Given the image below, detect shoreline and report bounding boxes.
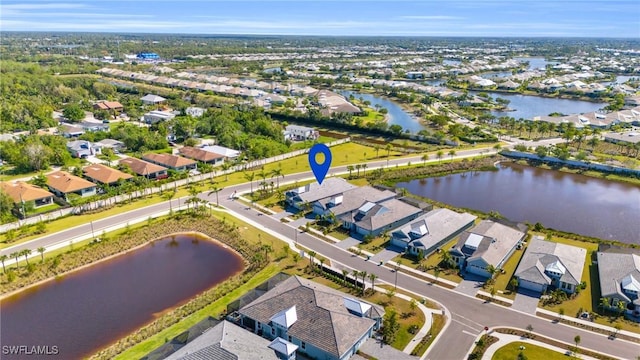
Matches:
[0,231,246,300]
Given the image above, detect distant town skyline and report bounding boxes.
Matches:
[1,0,639,38]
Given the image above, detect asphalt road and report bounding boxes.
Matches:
[5,146,636,359]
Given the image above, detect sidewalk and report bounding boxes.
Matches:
[481,331,598,360]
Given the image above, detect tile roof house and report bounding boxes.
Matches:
[66,140,102,158]
[0,181,54,208]
[83,164,133,185]
[391,208,477,257]
[235,276,384,360]
[164,320,280,360]
[142,153,197,171]
[597,246,640,319]
[514,236,586,294]
[46,171,97,198]
[178,146,225,165]
[450,220,526,278]
[340,198,423,237]
[286,178,357,210]
[118,157,168,180]
[93,101,124,112]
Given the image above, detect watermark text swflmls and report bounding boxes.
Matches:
[2,345,60,356]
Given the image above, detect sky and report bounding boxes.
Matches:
[1,0,639,38]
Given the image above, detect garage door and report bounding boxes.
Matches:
[518,278,545,293]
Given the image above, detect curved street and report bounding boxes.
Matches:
[3,145,636,360]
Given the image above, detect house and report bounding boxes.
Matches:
[93,100,124,113]
[178,146,225,165]
[450,220,526,278]
[79,121,110,132]
[142,153,197,171]
[604,131,640,145]
[312,186,396,220]
[391,208,477,256]
[96,139,126,153]
[118,157,168,180]
[234,275,384,360]
[83,164,133,186]
[140,94,167,105]
[514,236,586,294]
[624,95,640,108]
[0,181,54,208]
[596,245,640,319]
[185,106,205,117]
[201,145,241,160]
[283,125,319,141]
[286,178,357,210]
[60,123,85,138]
[46,171,97,198]
[340,198,423,237]
[66,140,102,158]
[137,52,160,61]
[164,320,280,360]
[143,110,175,124]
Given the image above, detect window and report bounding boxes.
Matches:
[257,322,262,329]
[288,335,292,342]
[271,327,275,336]
[301,341,306,350]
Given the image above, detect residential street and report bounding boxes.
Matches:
[4,145,637,360]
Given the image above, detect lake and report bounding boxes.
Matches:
[514,57,558,71]
[342,91,424,133]
[472,91,607,120]
[397,163,640,244]
[0,234,244,360]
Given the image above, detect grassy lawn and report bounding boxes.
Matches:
[288,136,337,151]
[493,245,527,300]
[327,228,350,241]
[0,188,192,248]
[411,313,445,357]
[539,233,597,318]
[358,235,389,253]
[492,341,568,360]
[345,177,370,186]
[396,237,463,283]
[27,203,61,216]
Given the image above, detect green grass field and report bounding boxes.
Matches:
[492,341,568,360]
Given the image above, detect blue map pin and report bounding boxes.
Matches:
[308,143,332,184]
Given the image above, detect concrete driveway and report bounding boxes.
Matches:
[336,237,360,249]
[512,289,541,314]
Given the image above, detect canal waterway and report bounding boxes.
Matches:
[397,162,640,244]
[342,91,425,133]
[0,233,244,360]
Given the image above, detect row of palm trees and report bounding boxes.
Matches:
[0,246,47,273]
[307,250,376,295]
[243,167,285,197]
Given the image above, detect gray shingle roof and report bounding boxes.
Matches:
[342,198,422,232]
[294,178,357,204]
[451,220,526,267]
[239,276,382,359]
[166,320,277,360]
[597,249,640,302]
[321,186,396,217]
[515,237,586,287]
[393,208,477,250]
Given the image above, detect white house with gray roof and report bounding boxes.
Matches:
[391,208,477,257]
[286,178,357,210]
[235,276,383,360]
[450,220,526,278]
[340,198,423,237]
[312,186,396,220]
[597,247,640,319]
[514,236,586,294]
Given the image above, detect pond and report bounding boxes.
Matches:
[396,162,640,244]
[471,91,607,120]
[342,91,425,133]
[514,57,558,71]
[0,233,244,360]
[480,71,513,79]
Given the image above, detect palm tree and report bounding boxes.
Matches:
[342,269,349,285]
[308,250,316,268]
[448,149,456,161]
[385,144,392,166]
[362,163,367,176]
[243,172,255,194]
[0,254,7,273]
[374,145,381,158]
[347,165,354,178]
[355,164,361,177]
[360,271,368,294]
[270,167,284,189]
[37,247,46,263]
[208,183,222,207]
[574,335,581,354]
[368,273,377,290]
[221,162,232,181]
[421,154,429,166]
[10,252,20,268]
[588,136,599,151]
[351,269,359,287]
[163,188,177,212]
[486,264,497,279]
[22,249,32,265]
[436,150,444,164]
[599,297,610,312]
[440,250,454,269]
